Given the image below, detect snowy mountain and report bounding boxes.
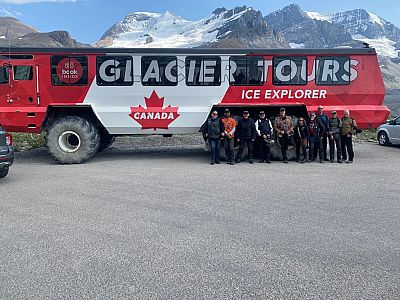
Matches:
[305,8,400,58]
[97,6,288,48]
[265,4,354,49]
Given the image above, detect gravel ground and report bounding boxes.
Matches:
[1,137,399,299]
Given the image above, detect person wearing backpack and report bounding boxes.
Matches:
[341,110,358,164]
[328,111,343,163]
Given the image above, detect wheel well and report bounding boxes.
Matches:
[42,106,109,136]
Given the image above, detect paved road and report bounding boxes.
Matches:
[0,142,399,299]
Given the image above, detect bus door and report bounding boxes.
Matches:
[9,60,40,106]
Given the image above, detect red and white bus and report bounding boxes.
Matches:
[0,47,389,163]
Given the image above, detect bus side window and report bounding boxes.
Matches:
[316,56,350,86]
[13,66,33,81]
[229,56,264,86]
[0,66,9,84]
[141,56,178,86]
[51,56,88,86]
[273,57,307,86]
[186,56,221,86]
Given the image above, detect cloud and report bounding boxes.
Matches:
[0,0,78,4]
[0,7,22,16]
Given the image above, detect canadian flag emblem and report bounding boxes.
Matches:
[129,91,180,130]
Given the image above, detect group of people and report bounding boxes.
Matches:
[201,106,359,165]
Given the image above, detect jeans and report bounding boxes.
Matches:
[223,138,235,163]
[237,138,254,161]
[209,138,221,163]
[321,132,328,160]
[329,134,342,161]
[341,135,354,162]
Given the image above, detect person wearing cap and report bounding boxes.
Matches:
[202,110,224,165]
[316,105,329,162]
[294,117,310,163]
[220,109,237,165]
[341,110,358,163]
[255,111,273,163]
[308,112,322,162]
[274,108,294,163]
[236,110,256,164]
[328,111,343,163]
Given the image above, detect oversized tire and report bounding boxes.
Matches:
[98,133,116,152]
[46,116,100,164]
[378,131,390,146]
[0,167,9,178]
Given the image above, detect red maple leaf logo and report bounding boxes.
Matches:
[129,91,180,130]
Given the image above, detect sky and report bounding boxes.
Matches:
[0,0,399,44]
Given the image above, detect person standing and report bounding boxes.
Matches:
[274,108,294,163]
[328,111,343,163]
[236,111,256,164]
[202,110,223,165]
[308,112,322,162]
[316,105,329,161]
[294,117,310,163]
[341,110,358,164]
[255,111,273,164]
[221,109,237,165]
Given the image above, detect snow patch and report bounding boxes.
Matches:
[289,42,305,49]
[306,11,331,22]
[353,36,398,58]
[368,12,384,27]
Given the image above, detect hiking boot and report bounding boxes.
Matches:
[330,160,334,163]
[338,160,343,164]
[300,160,305,164]
[283,160,288,164]
[210,162,215,165]
[249,160,254,164]
[266,160,271,164]
[230,161,235,165]
[215,161,220,165]
[259,160,264,163]
[319,159,324,163]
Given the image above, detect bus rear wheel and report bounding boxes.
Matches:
[46,116,100,164]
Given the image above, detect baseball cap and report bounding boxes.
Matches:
[224,109,230,113]
[243,110,249,114]
[259,111,265,114]
[331,111,337,114]
[318,105,324,109]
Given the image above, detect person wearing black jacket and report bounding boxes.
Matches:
[316,105,329,161]
[236,111,256,164]
[294,117,310,163]
[202,111,224,165]
[308,112,321,162]
[255,111,273,163]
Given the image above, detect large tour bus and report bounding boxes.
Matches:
[0,47,389,163]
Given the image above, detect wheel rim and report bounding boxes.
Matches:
[58,131,81,153]
[379,133,386,145]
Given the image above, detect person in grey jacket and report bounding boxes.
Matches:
[202,111,224,165]
[328,111,343,163]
